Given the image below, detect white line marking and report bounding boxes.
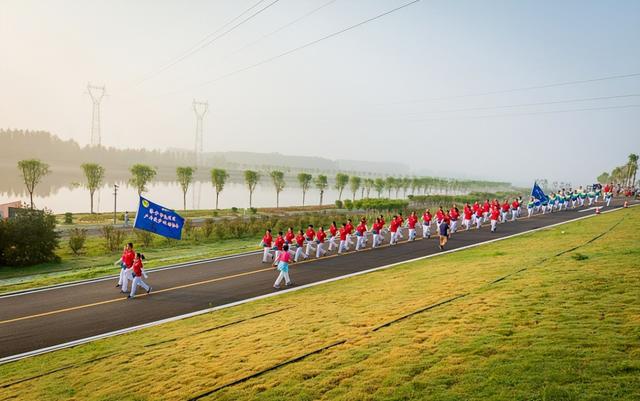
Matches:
[1,204,633,365]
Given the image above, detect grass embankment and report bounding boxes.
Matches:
[2,207,638,400]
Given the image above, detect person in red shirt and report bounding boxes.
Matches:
[338,223,350,253]
[355,218,368,250]
[284,227,295,245]
[501,200,510,223]
[316,227,327,257]
[345,219,356,247]
[389,216,400,245]
[483,200,491,223]
[511,199,520,221]
[463,203,473,230]
[305,225,316,256]
[422,209,432,238]
[114,242,135,291]
[407,211,418,241]
[449,205,460,234]
[396,213,405,240]
[378,215,387,235]
[490,205,501,232]
[435,206,445,233]
[293,230,308,262]
[261,229,274,263]
[371,218,382,248]
[475,206,483,229]
[127,253,151,299]
[328,221,338,252]
[273,232,285,266]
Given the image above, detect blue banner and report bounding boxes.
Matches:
[531,182,548,203]
[133,196,184,240]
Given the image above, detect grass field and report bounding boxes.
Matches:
[1,207,638,401]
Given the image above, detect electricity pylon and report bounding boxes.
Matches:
[192,100,208,167]
[87,83,106,146]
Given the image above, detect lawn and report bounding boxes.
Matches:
[1,207,638,401]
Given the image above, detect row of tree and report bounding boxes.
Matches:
[597,153,639,187]
[16,159,514,212]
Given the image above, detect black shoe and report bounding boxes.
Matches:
[439,245,444,250]
[127,295,132,299]
[147,287,152,294]
[116,284,120,288]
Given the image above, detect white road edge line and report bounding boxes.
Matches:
[0,250,261,299]
[0,204,633,365]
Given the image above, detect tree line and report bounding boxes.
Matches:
[597,153,639,187]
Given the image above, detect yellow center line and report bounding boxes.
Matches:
[0,209,555,325]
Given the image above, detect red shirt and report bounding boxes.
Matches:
[483,201,490,213]
[372,222,381,232]
[285,231,295,243]
[511,200,519,209]
[379,218,386,226]
[397,216,404,224]
[345,223,354,234]
[305,228,315,241]
[449,208,459,220]
[473,202,480,212]
[501,202,510,212]
[422,212,432,223]
[132,259,144,277]
[408,215,418,229]
[316,230,326,242]
[339,228,348,241]
[436,210,445,222]
[356,223,367,235]
[122,249,135,268]
[475,208,483,218]
[464,208,473,219]
[443,215,451,225]
[262,234,272,247]
[295,234,305,247]
[274,236,284,251]
[329,224,337,236]
[490,208,500,220]
[390,220,399,232]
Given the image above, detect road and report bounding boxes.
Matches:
[0,200,633,361]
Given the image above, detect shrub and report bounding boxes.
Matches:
[134,229,154,248]
[68,228,87,255]
[203,218,215,238]
[183,219,194,239]
[212,210,219,217]
[231,207,238,213]
[335,200,343,209]
[249,207,258,215]
[64,212,73,224]
[102,225,126,252]
[0,209,60,266]
[343,199,353,210]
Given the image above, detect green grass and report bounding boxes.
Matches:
[1,207,638,401]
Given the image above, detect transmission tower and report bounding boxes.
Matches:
[86,83,106,146]
[192,99,209,166]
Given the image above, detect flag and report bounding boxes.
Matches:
[531,182,548,203]
[133,196,185,240]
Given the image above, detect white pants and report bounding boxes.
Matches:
[408,228,416,241]
[501,211,507,222]
[347,234,355,246]
[338,240,348,253]
[528,207,533,217]
[476,217,482,229]
[511,209,517,221]
[262,247,273,263]
[483,212,489,223]
[118,266,127,286]
[274,271,291,287]
[372,233,380,248]
[328,235,338,251]
[396,227,404,239]
[294,247,307,262]
[356,235,366,250]
[606,197,612,206]
[422,223,431,237]
[316,242,325,258]
[121,269,133,292]
[130,276,149,297]
[390,231,398,245]
[450,220,458,233]
[305,241,316,256]
[463,218,471,230]
[490,219,497,232]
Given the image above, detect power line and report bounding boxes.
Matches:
[389,72,640,105]
[160,0,422,96]
[137,0,280,85]
[409,104,640,123]
[407,93,640,118]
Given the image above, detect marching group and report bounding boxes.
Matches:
[263,185,617,289]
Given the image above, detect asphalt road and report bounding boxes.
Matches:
[0,200,633,360]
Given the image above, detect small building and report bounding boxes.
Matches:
[0,201,22,220]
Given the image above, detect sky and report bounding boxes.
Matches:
[1,0,639,186]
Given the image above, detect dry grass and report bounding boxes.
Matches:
[1,207,638,401]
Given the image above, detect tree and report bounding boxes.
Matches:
[129,164,157,195]
[401,178,411,197]
[385,177,396,198]
[0,208,59,266]
[335,173,349,200]
[374,178,385,198]
[349,176,361,201]
[627,153,638,187]
[297,173,313,206]
[244,170,260,208]
[17,159,50,209]
[597,172,610,185]
[80,163,105,214]
[176,166,194,211]
[270,170,286,208]
[364,178,374,198]
[315,174,328,205]
[211,168,229,210]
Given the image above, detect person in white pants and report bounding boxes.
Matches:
[128,253,151,299]
[293,231,308,262]
[273,245,292,289]
[304,225,316,257]
[422,209,432,238]
[316,227,327,257]
[338,224,349,253]
[261,230,274,263]
[475,209,483,229]
[328,222,338,251]
[114,243,135,289]
[355,218,368,250]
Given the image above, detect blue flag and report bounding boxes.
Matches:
[531,182,548,203]
[133,196,185,240]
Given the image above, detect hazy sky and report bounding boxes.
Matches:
[1,0,639,186]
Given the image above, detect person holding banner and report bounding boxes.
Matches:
[128,253,151,299]
[273,245,293,289]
